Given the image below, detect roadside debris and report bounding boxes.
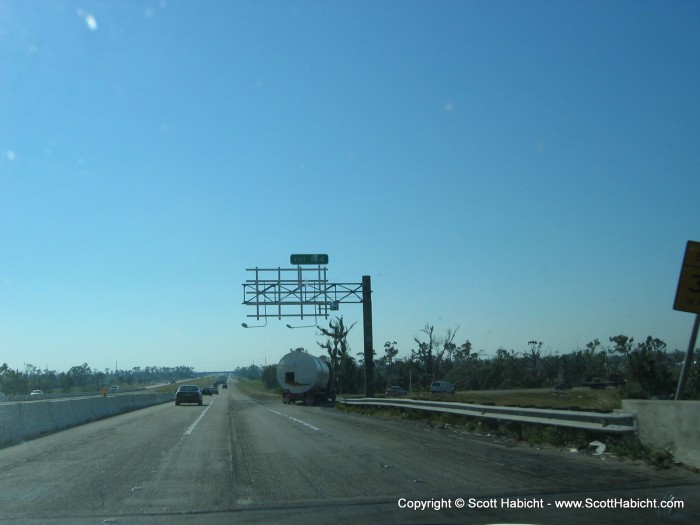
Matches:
[589,440,606,456]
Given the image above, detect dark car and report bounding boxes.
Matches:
[385,386,407,396]
[554,382,572,391]
[175,385,203,406]
[201,387,212,396]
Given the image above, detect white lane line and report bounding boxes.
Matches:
[250,400,321,432]
[285,414,321,432]
[184,397,216,436]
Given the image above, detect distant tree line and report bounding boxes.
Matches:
[244,317,699,400]
[0,363,196,395]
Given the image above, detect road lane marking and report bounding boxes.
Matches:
[184,397,216,436]
[285,414,321,431]
[250,401,321,431]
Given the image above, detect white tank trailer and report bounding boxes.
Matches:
[276,351,335,404]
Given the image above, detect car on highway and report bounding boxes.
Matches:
[385,386,407,396]
[211,385,219,394]
[201,387,212,396]
[430,381,455,394]
[29,390,45,397]
[175,385,203,406]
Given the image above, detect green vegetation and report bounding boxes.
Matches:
[0,362,198,395]
[234,316,698,401]
[234,377,280,399]
[317,317,360,395]
[410,386,623,411]
[156,376,219,394]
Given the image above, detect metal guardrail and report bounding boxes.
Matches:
[341,397,637,434]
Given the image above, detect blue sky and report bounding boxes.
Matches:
[1,1,699,373]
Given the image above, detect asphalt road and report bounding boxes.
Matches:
[1,381,698,524]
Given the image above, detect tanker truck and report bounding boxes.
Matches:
[276,351,336,405]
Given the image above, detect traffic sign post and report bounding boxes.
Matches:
[673,241,700,314]
[673,240,700,400]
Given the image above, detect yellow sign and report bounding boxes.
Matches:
[674,241,700,314]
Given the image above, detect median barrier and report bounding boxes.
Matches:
[90,394,135,419]
[48,398,83,431]
[17,401,53,440]
[0,404,22,445]
[133,392,157,409]
[0,392,175,449]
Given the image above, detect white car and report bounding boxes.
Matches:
[430,381,455,394]
[29,390,45,397]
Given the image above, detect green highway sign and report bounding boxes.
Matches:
[290,253,329,265]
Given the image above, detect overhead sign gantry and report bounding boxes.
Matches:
[242,254,375,396]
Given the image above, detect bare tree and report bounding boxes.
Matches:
[435,325,460,377]
[412,324,436,381]
[318,316,358,393]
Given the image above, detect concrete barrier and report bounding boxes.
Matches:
[17,401,53,441]
[48,399,82,431]
[0,404,22,445]
[622,399,700,468]
[0,392,174,449]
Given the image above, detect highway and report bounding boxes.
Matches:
[0,381,698,524]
